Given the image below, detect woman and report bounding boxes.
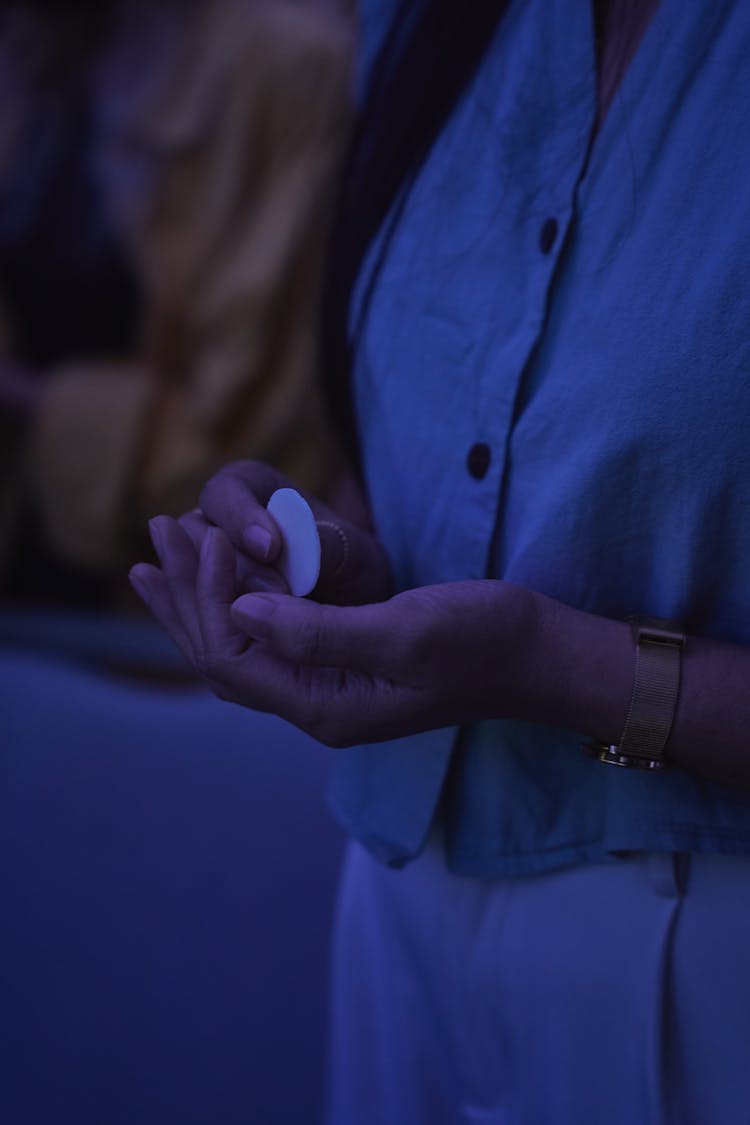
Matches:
[132,0,750,1121]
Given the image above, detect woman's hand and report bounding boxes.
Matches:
[130,472,750,787]
[195,459,392,606]
[129,516,537,746]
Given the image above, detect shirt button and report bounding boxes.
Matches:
[467,442,491,479]
[539,217,558,254]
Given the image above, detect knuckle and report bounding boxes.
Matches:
[388,597,436,674]
[294,615,324,664]
[198,651,225,684]
[214,458,258,478]
[199,467,229,497]
[223,459,256,475]
[389,619,426,672]
[178,509,208,530]
[199,463,251,506]
[219,460,268,491]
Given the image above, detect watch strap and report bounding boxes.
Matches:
[618,617,685,761]
[584,615,685,770]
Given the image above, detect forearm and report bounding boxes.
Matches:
[527,590,750,791]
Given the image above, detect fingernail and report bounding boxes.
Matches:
[129,570,150,603]
[231,593,275,636]
[200,526,220,563]
[148,517,164,558]
[248,575,286,594]
[243,524,273,561]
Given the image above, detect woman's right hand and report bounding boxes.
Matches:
[196,460,392,606]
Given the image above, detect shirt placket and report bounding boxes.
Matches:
[461,0,599,581]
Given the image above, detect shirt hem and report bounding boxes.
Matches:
[446,825,750,878]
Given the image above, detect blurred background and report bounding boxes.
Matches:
[0,0,353,1121]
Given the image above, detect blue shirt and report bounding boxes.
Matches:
[328,0,750,875]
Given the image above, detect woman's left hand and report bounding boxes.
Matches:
[129,516,540,746]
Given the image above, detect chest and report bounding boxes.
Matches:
[354,0,750,593]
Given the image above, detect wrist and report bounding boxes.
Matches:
[585,617,686,769]
[517,590,633,739]
[502,587,750,791]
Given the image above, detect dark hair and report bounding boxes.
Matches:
[319,0,512,475]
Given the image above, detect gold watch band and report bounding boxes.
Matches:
[584,615,686,771]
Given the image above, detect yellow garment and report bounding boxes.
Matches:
[0,0,352,578]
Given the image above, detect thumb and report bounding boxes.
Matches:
[230,593,394,671]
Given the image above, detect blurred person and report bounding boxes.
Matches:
[0,3,352,1122]
[0,0,351,623]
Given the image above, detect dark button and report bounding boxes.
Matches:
[467,442,491,480]
[539,217,558,254]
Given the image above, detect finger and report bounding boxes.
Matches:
[220,644,415,747]
[148,516,203,657]
[229,648,363,737]
[313,521,391,606]
[178,509,210,553]
[196,527,251,659]
[230,592,396,672]
[199,461,287,564]
[236,557,291,595]
[128,562,196,666]
[178,509,289,594]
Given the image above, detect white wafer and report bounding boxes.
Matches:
[265,488,321,596]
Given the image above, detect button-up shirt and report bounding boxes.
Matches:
[328,0,750,875]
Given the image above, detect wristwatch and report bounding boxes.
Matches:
[584,615,686,771]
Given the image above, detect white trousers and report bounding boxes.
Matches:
[326,830,750,1125]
